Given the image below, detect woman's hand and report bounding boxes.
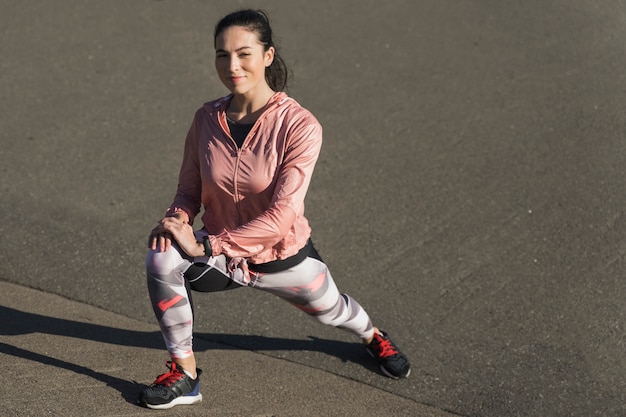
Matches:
[149,219,173,253]
[149,215,205,257]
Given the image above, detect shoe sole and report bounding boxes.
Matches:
[379,364,411,380]
[145,393,203,410]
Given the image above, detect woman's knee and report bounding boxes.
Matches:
[145,247,187,277]
[306,293,347,326]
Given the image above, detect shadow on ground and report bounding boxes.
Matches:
[1,305,381,405]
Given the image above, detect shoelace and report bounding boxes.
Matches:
[373,335,399,358]
[152,361,186,387]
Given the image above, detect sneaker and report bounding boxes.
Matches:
[138,361,203,410]
[366,330,411,379]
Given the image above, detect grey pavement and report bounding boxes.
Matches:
[1,281,451,417]
[1,1,625,416]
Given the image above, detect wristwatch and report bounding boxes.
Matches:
[202,236,212,257]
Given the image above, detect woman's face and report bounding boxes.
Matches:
[215,25,275,96]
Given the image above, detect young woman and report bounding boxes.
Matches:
[139,9,410,410]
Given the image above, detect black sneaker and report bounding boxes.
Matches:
[366,330,411,379]
[138,361,203,410]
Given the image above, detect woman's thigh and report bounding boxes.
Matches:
[185,254,242,292]
[252,257,341,313]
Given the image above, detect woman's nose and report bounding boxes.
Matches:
[229,56,240,71]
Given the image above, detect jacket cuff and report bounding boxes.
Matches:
[209,235,222,256]
[166,207,193,224]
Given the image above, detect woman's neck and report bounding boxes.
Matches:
[228,86,276,124]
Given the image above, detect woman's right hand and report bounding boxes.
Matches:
[148,212,189,252]
[149,220,174,252]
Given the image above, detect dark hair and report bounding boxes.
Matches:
[214,9,289,92]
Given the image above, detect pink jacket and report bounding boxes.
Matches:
[166,92,323,264]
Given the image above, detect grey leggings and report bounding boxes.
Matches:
[145,242,375,359]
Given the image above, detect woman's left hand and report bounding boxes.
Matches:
[154,217,205,257]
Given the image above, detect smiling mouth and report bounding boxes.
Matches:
[230,76,245,83]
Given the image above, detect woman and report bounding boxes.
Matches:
[139,9,410,410]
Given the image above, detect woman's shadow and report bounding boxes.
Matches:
[0,305,376,405]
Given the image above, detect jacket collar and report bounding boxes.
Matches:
[210,91,289,113]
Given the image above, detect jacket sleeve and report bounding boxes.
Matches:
[214,116,322,258]
[165,108,204,224]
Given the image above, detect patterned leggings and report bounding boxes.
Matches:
[145,241,375,359]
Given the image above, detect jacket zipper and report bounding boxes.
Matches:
[221,110,262,226]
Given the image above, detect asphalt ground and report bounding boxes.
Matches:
[1,1,625,416]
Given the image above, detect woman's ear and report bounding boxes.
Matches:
[264,46,275,67]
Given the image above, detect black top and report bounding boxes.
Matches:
[227,118,254,148]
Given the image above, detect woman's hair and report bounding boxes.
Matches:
[214,9,289,92]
